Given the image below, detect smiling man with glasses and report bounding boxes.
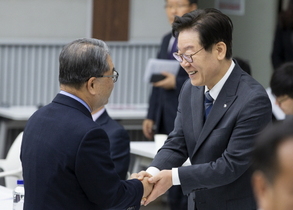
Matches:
[136,8,272,210]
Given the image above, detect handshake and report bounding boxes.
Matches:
[130,170,173,206]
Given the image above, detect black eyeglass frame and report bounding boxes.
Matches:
[96,68,119,83]
[173,47,204,63]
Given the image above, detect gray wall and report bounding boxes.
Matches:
[0,0,279,87]
[0,0,169,42]
[130,0,170,41]
[0,0,92,40]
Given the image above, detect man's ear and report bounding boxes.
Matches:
[86,77,97,95]
[214,41,227,60]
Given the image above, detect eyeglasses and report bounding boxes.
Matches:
[173,48,204,63]
[165,4,190,10]
[96,68,119,83]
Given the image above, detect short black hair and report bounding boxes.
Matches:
[252,118,293,183]
[172,8,233,59]
[270,62,293,98]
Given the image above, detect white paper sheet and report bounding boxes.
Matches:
[144,58,180,83]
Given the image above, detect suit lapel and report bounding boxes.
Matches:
[191,64,242,158]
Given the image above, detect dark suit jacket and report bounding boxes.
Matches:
[95,110,130,180]
[150,63,272,210]
[21,94,142,210]
[271,24,293,70]
[147,32,189,134]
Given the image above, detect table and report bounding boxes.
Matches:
[0,185,13,210]
[130,141,191,174]
[106,105,147,130]
[130,141,158,173]
[0,105,147,158]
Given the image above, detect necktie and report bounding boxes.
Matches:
[169,38,177,59]
[204,91,214,119]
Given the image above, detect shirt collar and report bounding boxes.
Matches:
[205,60,235,101]
[59,90,91,112]
[92,107,106,121]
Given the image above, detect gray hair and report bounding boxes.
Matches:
[59,38,110,89]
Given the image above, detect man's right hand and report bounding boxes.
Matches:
[141,177,154,198]
[142,119,154,140]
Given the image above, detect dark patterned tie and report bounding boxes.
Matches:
[169,38,177,59]
[204,91,214,119]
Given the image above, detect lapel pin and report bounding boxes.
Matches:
[224,104,227,108]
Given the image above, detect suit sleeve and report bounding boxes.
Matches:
[75,128,142,209]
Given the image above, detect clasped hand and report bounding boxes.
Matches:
[130,170,173,206]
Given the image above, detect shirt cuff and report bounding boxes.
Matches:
[146,167,160,176]
[172,168,181,185]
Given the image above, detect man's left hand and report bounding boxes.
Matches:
[153,72,176,90]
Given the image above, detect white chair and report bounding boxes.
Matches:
[0,131,23,189]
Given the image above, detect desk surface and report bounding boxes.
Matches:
[130,141,159,159]
[0,185,13,210]
[130,141,191,166]
[0,106,38,121]
[0,105,147,121]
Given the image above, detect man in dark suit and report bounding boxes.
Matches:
[20,38,153,210]
[137,9,272,210]
[92,106,130,180]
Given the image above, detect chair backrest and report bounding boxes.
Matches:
[3,132,23,188]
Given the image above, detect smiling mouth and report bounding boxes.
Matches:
[188,71,197,75]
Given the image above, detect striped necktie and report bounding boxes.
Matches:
[169,38,177,59]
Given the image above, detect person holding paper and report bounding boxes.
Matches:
[143,0,197,140]
[143,1,197,210]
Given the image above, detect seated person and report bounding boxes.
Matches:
[270,62,293,117]
[92,106,130,180]
[252,118,293,210]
